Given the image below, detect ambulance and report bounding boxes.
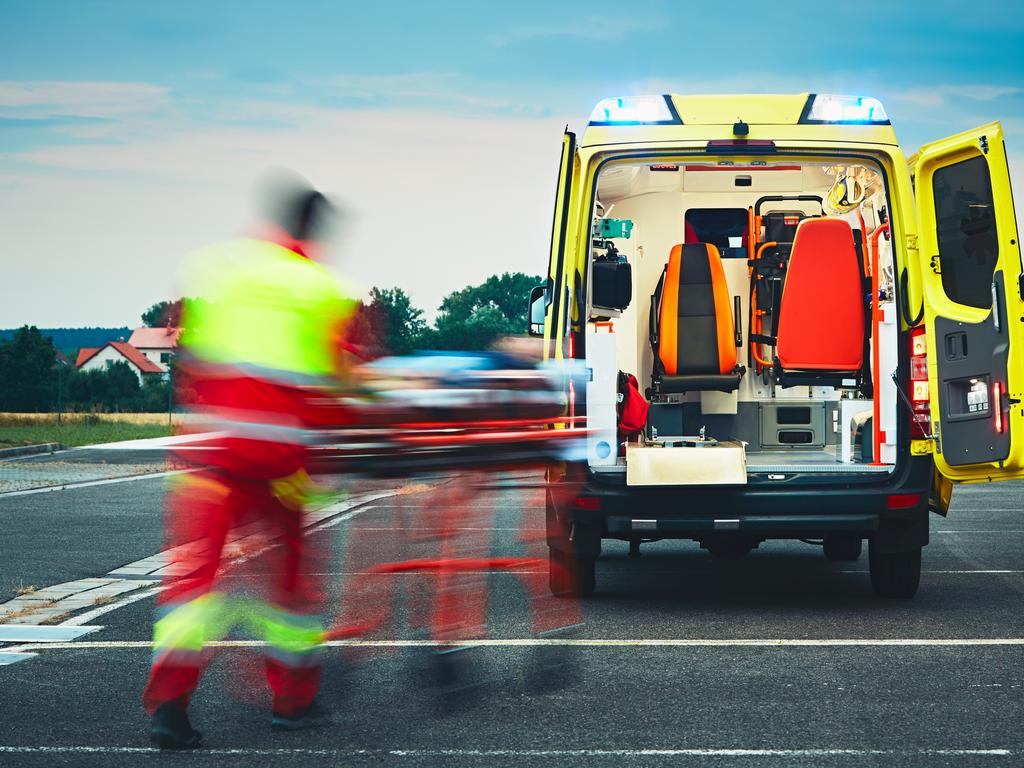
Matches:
[530,93,1023,598]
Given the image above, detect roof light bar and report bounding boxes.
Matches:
[801,94,890,125]
[589,95,680,126]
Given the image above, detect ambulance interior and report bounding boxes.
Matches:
[585,159,900,480]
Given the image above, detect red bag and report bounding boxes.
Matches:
[617,372,649,439]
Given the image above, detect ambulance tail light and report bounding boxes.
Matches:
[886,493,921,510]
[800,94,890,124]
[572,495,602,511]
[993,382,1004,434]
[909,327,931,439]
[589,95,680,125]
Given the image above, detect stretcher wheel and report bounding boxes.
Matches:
[549,548,596,598]
[823,536,862,561]
[868,544,921,599]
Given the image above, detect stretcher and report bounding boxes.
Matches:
[300,352,589,656]
[308,352,591,476]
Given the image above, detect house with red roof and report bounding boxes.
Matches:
[75,341,165,383]
[127,326,181,371]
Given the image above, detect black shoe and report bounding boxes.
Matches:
[150,704,202,750]
[271,700,331,732]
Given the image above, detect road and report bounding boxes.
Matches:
[1,447,1022,767]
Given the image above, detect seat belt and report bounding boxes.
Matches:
[649,265,668,380]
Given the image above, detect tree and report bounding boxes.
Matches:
[105,361,141,408]
[432,305,515,350]
[66,368,107,409]
[141,300,183,327]
[135,372,170,412]
[367,287,427,355]
[437,273,542,333]
[429,272,542,351]
[64,362,142,411]
[0,326,58,411]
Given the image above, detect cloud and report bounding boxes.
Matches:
[0,103,572,327]
[0,80,171,120]
[489,15,661,46]
[886,84,1023,109]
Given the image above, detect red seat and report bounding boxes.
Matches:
[775,218,865,375]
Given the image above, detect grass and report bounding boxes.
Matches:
[0,413,177,448]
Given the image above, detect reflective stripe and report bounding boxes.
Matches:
[152,593,232,653]
[260,605,324,657]
[151,594,322,663]
[182,359,334,389]
[263,644,323,668]
[199,417,315,444]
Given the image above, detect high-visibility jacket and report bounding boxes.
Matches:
[181,238,356,383]
[177,239,357,473]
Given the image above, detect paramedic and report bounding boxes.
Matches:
[142,173,356,749]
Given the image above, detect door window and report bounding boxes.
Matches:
[932,155,998,309]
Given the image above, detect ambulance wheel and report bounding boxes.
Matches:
[549,548,596,598]
[869,545,921,598]
[823,536,862,561]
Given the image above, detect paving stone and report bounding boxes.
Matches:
[0,460,177,493]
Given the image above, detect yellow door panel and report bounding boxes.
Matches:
[914,122,1024,482]
[545,131,578,360]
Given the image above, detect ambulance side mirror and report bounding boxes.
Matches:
[528,284,547,337]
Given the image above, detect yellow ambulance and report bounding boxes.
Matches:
[530,93,1022,598]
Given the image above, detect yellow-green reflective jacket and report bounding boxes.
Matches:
[179,239,357,381]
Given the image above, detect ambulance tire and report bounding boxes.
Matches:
[823,535,862,561]
[549,548,596,598]
[868,544,921,598]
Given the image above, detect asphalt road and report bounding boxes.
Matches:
[1,450,1022,767]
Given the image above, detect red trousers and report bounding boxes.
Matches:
[142,456,324,717]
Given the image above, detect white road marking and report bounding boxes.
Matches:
[214,568,1024,577]
[0,468,193,498]
[60,587,163,627]
[9,637,1024,652]
[934,530,1024,533]
[80,432,225,450]
[0,746,1013,757]
[0,626,100,643]
[839,570,1024,575]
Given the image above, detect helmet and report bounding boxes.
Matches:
[826,173,866,215]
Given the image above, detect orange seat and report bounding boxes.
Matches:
[774,218,867,385]
[650,243,743,394]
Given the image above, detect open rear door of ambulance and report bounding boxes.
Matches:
[914,121,1024,482]
[544,129,578,361]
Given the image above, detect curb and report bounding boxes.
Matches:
[0,443,66,460]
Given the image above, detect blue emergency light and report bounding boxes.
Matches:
[800,94,890,125]
[589,95,681,125]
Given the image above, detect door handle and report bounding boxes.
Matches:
[992,281,1001,333]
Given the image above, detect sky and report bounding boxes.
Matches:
[1,0,1023,328]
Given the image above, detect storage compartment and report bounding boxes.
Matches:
[585,157,898,479]
[626,440,747,486]
[592,258,632,312]
[759,402,826,449]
